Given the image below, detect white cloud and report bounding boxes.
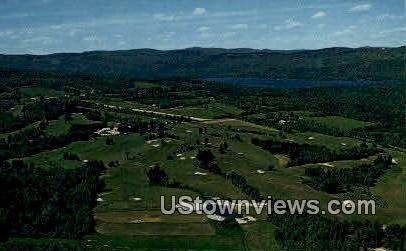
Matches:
[193,8,207,15]
[0,30,15,37]
[311,11,327,19]
[349,4,372,12]
[229,23,248,30]
[197,26,210,32]
[332,25,357,36]
[285,19,302,29]
[153,13,175,21]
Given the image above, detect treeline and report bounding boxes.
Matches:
[226,171,262,200]
[0,121,102,160]
[144,149,406,251]
[228,83,404,148]
[269,213,405,251]
[196,150,264,201]
[196,149,222,175]
[118,117,166,136]
[252,138,380,166]
[0,97,66,134]
[247,110,406,149]
[146,164,169,187]
[224,168,406,250]
[0,160,105,240]
[1,46,404,80]
[0,238,81,251]
[83,108,169,135]
[262,83,405,148]
[304,154,394,193]
[248,111,376,136]
[0,68,132,91]
[218,150,405,250]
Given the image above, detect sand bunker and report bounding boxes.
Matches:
[319,163,335,167]
[236,218,247,224]
[256,169,265,174]
[146,139,158,144]
[194,171,207,176]
[95,127,120,136]
[235,215,257,224]
[130,219,143,224]
[308,136,315,140]
[206,214,225,221]
[244,216,257,222]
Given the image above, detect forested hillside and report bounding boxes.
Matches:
[0,46,404,81]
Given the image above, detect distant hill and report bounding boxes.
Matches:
[0,46,404,81]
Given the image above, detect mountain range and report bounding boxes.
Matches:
[0,46,404,81]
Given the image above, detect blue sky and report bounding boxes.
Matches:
[0,0,404,54]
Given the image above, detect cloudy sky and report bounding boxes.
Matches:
[0,0,404,54]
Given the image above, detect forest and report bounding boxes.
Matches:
[0,160,106,240]
[0,66,404,250]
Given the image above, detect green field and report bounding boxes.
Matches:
[45,113,97,136]
[286,131,362,150]
[304,116,376,132]
[2,79,405,251]
[20,87,64,98]
[163,103,243,119]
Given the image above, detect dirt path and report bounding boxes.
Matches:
[201,118,238,124]
[129,107,210,122]
[95,102,210,122]
[95,102,250,124]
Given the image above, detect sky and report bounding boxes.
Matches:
[0,0,405,54]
